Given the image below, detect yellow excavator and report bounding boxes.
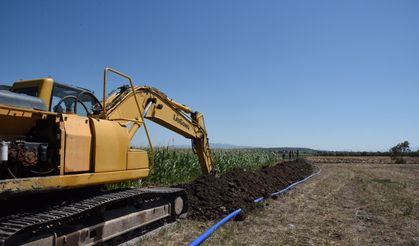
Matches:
[0,68,213,245]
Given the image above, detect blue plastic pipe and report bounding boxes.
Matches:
[188,208,242,246]
[254,197,264,203]
[189,168,321,246]
[271,169,321,197]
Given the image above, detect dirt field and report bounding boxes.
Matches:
[307,155,419,164]
[140,159,419,245]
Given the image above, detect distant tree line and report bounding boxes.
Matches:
[314,151,419,157]
[314,141,419,158]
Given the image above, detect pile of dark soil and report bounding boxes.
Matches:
[178,160,313,220]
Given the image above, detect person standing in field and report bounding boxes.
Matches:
[282,151,286,160]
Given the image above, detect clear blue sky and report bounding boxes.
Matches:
[1,1,418,151]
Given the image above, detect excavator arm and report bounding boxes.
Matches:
[102,68,213,174]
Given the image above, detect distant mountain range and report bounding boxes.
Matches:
[210,143,256,149]
[174,143,255,149]
[265,147,319,153]
[173,143,319,153]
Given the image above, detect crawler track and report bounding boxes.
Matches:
[0,187,187,245]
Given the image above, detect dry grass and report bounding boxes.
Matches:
[139,159,419,245]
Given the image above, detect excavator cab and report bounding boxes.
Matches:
[10,79,102,116]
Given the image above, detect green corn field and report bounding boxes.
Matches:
[110,148,283,188]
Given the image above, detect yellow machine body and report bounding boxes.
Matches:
[0,68,213,197]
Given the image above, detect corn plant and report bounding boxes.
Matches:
[109,147,281,189]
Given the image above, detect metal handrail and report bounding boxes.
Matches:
[102,67,155,168]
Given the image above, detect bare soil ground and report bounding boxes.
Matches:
[179,160,312,220]
[140,158,419,245]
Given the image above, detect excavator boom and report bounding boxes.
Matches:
[103,76,213,174]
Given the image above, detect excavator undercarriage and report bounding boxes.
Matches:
[0,187,187,245]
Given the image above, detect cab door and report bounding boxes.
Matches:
[50,84,100,174]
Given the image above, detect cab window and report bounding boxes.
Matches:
[50,83,100,117]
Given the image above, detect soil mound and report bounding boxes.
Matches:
[179,159,313,220]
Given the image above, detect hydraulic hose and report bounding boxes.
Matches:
[188,167,321,246]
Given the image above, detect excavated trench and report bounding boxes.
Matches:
[178,160,313,220]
